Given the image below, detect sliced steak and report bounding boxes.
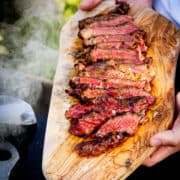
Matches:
[84,34,132,46]
[65,104,94,119]
[66,96,149,120]
[77,88,155,104]
[69,112,109,137]
[79,69,124,80]
[90,49,145,63]
[79,15,133,29]
[75,132,124,157]
[84,30,145,46]
[66,96,116,120]
[77,61,154,81]
[91,15,133,28]
[79,2,130,29]
[79,14,119,29]
[93,96,150,114]
[104,79,147,89]
[79,23,139,40]
[65,1,156,157]
[110,62,154,78]
[117,63,150,74]
[70,77,148,90]
[70,77,103,89]
[96,41,136,49]
[96,113,146,137]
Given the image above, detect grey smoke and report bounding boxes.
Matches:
[0,0,64,79]
[0,0,63,138]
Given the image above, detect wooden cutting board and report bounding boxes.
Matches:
[42,1,180,180]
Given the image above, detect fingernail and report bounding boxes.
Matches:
[150,138,161,146]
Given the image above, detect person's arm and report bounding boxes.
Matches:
[80,0,152,11]
[143,92,180,166]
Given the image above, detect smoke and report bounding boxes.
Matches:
[15,0,56,16]
[0,0,64,79]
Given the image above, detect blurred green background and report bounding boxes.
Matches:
[0,0,82,79]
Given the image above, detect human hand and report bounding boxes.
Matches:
[143,92,180,167]
[80,0,152,11]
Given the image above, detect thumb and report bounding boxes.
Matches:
[150,93,180,147]
[80,0,103,11]
[150,130,177,147]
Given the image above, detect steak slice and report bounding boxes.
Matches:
[96,113,146,137]
[79,2,130,29]
[84,34,132,46]
[77,61,154,82]
[79,14,119,29]
[117,63,150,74]
[79,15,133,29]
[84,30,145,46]
[69,112,109,137]
[76,88,155,104]
[79,23,139,40]
[75,113,145,157]
[75,132,124,157]
[68,97,150,137]
[79,67,124,80]
[91,15,133,28]
[96,41,136,49]
[66,96,149,120]
[104,79,148,90]
[70,77,103,89]
[65,104,94,119]
[90,49,145,63]
[70,77,148,90]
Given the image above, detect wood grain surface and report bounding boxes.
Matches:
[42,1,180,179]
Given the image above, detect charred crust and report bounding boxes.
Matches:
[78,14,119,30]
[71,48,91,59]
[144,57,152,64]
[111,1,130,15]
[75,132,124,157]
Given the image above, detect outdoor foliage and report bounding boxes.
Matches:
[55,0,81,22]
[0,32,9,55]
[0,0,81,79]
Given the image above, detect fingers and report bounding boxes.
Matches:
[143,146,178,167]
[145,118,180,167]
[80,0,103,11]
[80,0,152,11]
[145,96,180,167]
[150,130,178,146]
[150,108,180,147]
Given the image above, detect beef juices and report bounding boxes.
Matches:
[65,2,155,157]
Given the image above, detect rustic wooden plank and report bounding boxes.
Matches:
[42,1,180,179]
